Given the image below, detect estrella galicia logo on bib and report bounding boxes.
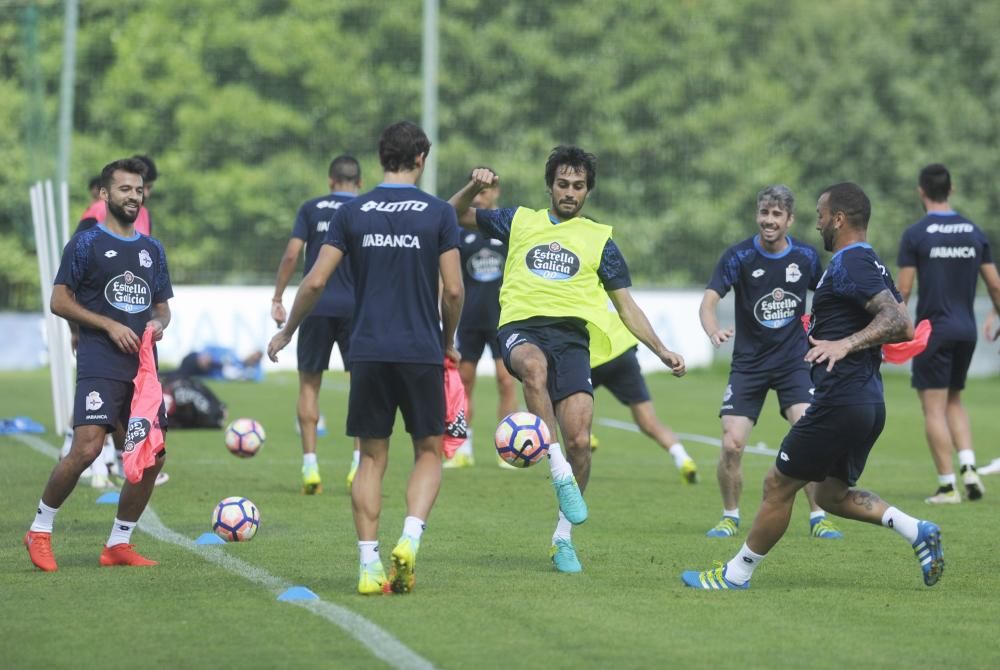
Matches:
[104,271,152,313]
[525,242,580,280]
[753,288,803,329]
[124,417,151,453]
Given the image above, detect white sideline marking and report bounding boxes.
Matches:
[13,433,436,670]
[595,417,779,456]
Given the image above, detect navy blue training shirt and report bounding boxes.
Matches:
[897,212,993,341]
[476,207,632,290]
[292,192,355,318]
[54,225,173,381]
[808,243,902,405]
[459,230,505,328]
[707,235,823,372]
[324,184,461,364]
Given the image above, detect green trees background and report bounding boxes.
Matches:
[2,0,998,310]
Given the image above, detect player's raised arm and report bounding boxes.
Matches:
[267,244,343,362]
[699,288,733,347]
[607,287,685,377]
[448,167,498,229]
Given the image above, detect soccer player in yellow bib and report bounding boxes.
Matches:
[591,314,698,484]
[450,147,686,573]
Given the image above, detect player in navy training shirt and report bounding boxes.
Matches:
[25,158,173,572]
[683,182,945,590]
[895,164,1000,504]
[444,172,518,470]
[699,185,842,540]
[268,121,463,595]
[272,155,362,495]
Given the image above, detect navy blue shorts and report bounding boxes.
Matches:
[776,402,885,485]
[297,315,352,373]
[74,377,168,433]
[591,346,650,405]
[497,321,592,403]
[346,362,444,439]
[719,362,813,422]
[457,326,501,362]
[911,337,975,390]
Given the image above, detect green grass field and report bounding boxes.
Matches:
[1,366,998,670]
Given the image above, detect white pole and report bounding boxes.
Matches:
[55,180,74,430]
[31,182,64,431]
[421,0,439,195]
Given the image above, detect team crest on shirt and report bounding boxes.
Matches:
[85,391,103,411]
[785,263,801,283]
[753,288,803,329]
[138,249,152,268]
[104,271,152,314]
[525,242,580,280]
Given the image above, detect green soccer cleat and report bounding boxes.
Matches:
[809,516,844,539]
[706,516,739,538]
[552,475,588,525]
[357,560,388,595]
[302,463,322,495]
[912,520,944,587]
[681,562,749,590]
[679,458,698,485]
[550,538,582,573]
[388,535,420,594]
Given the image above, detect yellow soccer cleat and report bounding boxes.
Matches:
[302,463,323,495]
[357,560,388,595]
[443,451,474,469]
[388,535,419,594]
[679,457,698,485]
[589,432,600,452]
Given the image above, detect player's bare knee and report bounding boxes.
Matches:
[720,435,745,459]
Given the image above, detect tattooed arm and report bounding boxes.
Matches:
[805,289,914,371]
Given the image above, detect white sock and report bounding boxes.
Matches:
[938,473,956,487]
[723,508,740,520]
[403,516,425,541]
[725,542,766,585]
[30,500,59,533]
[107,518,136,547]
[552,511,573,543]
[958,449,976,469]
[351,449,360,466]
[881,506,919,543]
[668,443,691,468]
[546,442,574,480]
[809,510,826,521]
[459,429,474,456]
[303,452,317,467]
[358,541,380,565]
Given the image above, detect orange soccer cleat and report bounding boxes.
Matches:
[24,531,58,572]
[99,543,159,567]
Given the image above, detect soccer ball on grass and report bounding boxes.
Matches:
[212,496,260,542]
[225,418,265,457]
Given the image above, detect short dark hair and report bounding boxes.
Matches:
[545,146,597,191]
[378,121,431,173]
[919,163,951,203]
[88,176,102,191]
[100,157,147,190]
[131,154,158,183]
[757,184,795,215]
[329,155,361,184]
[820,182,871,229]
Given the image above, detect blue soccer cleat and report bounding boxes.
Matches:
[550,538,582,573]
[681,562,749,590]
[706,516,739,538]
[912,520,944,586]
[552,475,588,525]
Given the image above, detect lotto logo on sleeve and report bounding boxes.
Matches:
[525,242,580,280]
[104,271,152,313]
